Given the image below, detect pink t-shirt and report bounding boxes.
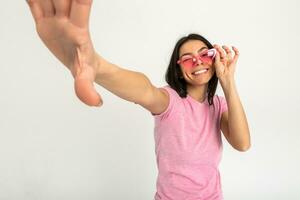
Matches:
[151,85,228,200]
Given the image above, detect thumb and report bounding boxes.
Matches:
[74,65,103,107]
[73,48,103,107]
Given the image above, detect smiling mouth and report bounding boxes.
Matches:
[192,68,209,75]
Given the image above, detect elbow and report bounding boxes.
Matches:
[238,145,251,152]
[235,143,251,152]
[231,130,251,152]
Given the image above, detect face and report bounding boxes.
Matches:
[178,40,215,86]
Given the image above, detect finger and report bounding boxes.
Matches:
[26,0,44,23]
[222,45,233,59]
[40,0,55,17]
[232,46,240,64]
[213,44,226,60]
[214,49,221,64]
[52,0,72,17]
[70,0,93,28]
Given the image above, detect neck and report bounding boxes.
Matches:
[187,84,208,103]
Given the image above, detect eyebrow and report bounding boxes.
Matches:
[179,47,208,58]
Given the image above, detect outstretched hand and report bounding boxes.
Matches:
[26,0,103,107]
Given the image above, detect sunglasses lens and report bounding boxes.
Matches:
[200,53,212,63]
[181,58,195,68]
[199,49,215,63]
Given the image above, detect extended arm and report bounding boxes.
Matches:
[94,54,154,105]
[94,54,169,113]
[26,0,168,111]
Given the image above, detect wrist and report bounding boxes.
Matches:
[219,75,234,84]
[94,52,118,81]
[219,77,235,90]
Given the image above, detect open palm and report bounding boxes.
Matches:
[26,0,102,107]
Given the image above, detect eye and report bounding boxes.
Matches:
[181,56,192,61]
[182,58,193,64]
[200,50,214,58]
[200,49,209,55]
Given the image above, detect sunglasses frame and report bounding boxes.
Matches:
[177,48,217,68]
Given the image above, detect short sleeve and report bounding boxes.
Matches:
[151,85,178,119]
[218,95,228,114]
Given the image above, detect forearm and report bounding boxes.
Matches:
[94,53,153,104]
[220,79,251,149]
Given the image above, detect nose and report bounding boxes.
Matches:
[196,57,203,65]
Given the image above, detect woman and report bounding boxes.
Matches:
[26,0,251,199]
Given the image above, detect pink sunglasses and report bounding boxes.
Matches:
[177,48,217,68]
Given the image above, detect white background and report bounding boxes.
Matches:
[0,0,299,199]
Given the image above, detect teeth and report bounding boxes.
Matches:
[193,69,208,75]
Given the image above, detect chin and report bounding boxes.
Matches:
[190,74,213,84]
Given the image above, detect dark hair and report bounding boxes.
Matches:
[165,33,218,106]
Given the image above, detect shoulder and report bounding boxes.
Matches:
[151,85,183,118]
[160,85,179,95]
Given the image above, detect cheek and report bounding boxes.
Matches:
[180,66,191,75]
[181,65,194,72]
